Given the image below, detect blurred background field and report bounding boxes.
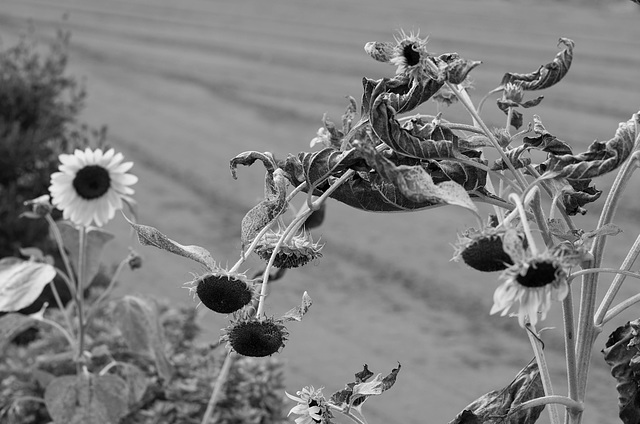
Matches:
[1,0,639,423]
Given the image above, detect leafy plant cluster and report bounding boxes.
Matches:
[0,294,287,424]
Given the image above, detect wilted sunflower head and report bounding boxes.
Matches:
[390,30,430,79]
[491,249,573,327]
[452,227,522,272]
[184,268,255,314]
[255,229,323,269]
[221,315,288,357]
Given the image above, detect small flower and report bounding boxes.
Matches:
[255,229,323,269]
[390,30,430,80]
[222,314,288,357]
[285,386,333,424]
[491,247,573,327]
[49,148,137,227]
[452,227,521,272]
[503,81,525,104]
[126,248,143,271]
[185,268,255,314]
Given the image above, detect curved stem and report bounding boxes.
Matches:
[201,351,235,424]
[34,316,77,350]
[509,193,538,256]
[48,272,75,335]
[603,292,640,325]
[562,284,579,416]
[569,268,640,283]
[327,404,367,424]
[46,215,77,292]
[512,395,583,414]
[594,234,640,327]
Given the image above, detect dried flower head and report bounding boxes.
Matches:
[49,148,137,227]
[503,81,525,104]
[390,30,430,80]
[185,268,255,314]
[286,386,333,424]
[255,229,323,269]
[452,227,522,272]
[491,247,574,327]
[222,315,288,357]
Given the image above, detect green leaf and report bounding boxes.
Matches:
[330,363,400,413]
[603,319,640,424]
[122,214,215,270]
[355,141,479,216]
[0,313,36,353]
[0,259,56,312]
[544,113,638,179]
[113,296,174,382]
[44,373,129,424]
[58,222,114,285]
[453,361,544,424]
[117,363,149,406]
[501,38,575,91]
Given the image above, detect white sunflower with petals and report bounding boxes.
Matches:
[49,147,138,227]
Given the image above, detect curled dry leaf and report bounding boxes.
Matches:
[501,37,575,91]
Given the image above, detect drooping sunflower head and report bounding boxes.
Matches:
[49,148,137,227]
[185,268,255,314]
[452,227,521,272]
[491,250,571,327]
[254,229,323,269]
[222,315,288,357]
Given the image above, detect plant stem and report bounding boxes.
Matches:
[75,225,87,374]
[512,395,583,414]
[48,272,75,334]
[594,233,640,327]
[509,193,538,256]
[46,214,77,296]
[201,351,235,424]
[327,404,367,424]
[562,284,579,423]
[526,323,561,424]
[602,292,640,325]
[85,257,130,326]
[35,316,77,349]
[569,268,640,283]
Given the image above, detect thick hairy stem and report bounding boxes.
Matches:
[526,324,561,424]
[201,351,235,424]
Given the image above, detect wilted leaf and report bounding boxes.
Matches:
[122,214,215,270]
[445,57,482,84]
[452,361,544,424]
[58,222,114,285]
[501,38,574,91]
[362,74,443,116]
[230,151,277,179]
[113,296,174,382]
[603,319,640,424]
[522,115,572,155]
[544,113,638,179]
[44,373,128,424]
[0,259,56,312]
[240,169,288,247]
[364,41,395,63]
[355,141,479,216]
[330,363,400,413]
[0,313,36,352]
[282,291,312,322]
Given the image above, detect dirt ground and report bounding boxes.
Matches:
[1,0,640,423]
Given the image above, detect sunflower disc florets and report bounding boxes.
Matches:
[185,269,255,314]
[255,230,323,269]
[222,315,288,357]
[453,228,521,272]
[286,386,334,424]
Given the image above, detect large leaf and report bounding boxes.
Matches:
[113,296,174,382]
[361,73,443,116]
[0,259,56,312]
[501,38,574,91]
[355,141,479,215]
[58,222,114,285]
[543,112,638,179]
[123,214,215,270]
[602,318,640,424]
[44,373,129,424]
[450,361,544,424]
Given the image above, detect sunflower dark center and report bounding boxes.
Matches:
[516,260,560,288]
[402,43,421,67]
[73,165,111,200]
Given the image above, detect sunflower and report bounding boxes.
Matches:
[390,30,430,80]
[49,148,137,227]
[490,247,573,328]
[285,386,333,424]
